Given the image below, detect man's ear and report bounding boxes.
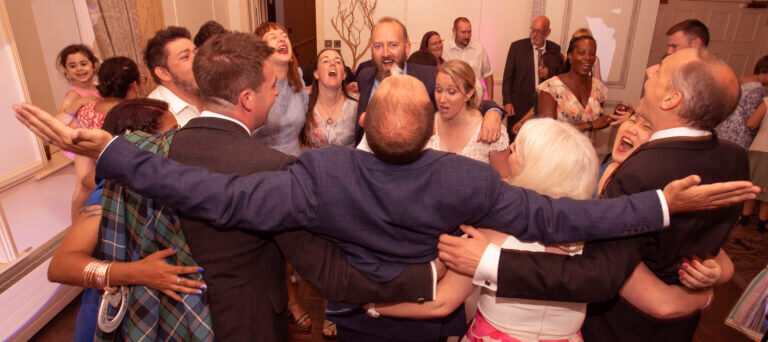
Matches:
[153,66,173,83]
[405,41,412,58]
[239,88,254,112]
[691,38,704,49]
[661,90,683,111]
[359,112,367,127]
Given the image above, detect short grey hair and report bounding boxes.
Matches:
[511,119,598,200]
[670,48,740,131]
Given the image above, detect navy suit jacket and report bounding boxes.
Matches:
[97,138,664,282]
[355,63,438,144]
[96,138,664,340]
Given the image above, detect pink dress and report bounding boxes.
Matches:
[76,100,107,129]
[537,76,607,139]
[68,85,101,98]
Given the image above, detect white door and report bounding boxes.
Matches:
[648,0,768,77]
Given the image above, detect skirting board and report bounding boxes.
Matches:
[0,259,82,341]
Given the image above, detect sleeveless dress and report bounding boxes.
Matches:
[537,76,607,139]
[307,98,358,148]
[76,100,107,129]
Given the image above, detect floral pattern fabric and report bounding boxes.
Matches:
[426,116,509,164]
[715,81,766,149]
[76,100,106,129]
[537,76,607,139]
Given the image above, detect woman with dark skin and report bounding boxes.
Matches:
[538,36,612,138]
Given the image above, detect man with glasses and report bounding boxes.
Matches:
[501,16,561,139]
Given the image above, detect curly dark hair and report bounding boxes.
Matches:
[563,35,596,73]
[101,98,171,135]
[56,44,98,73]
[96,57,140,98]
[144,26,192,83]
[194,20,227,47]
[754,55,768,75]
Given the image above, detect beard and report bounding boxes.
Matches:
[375,52,407,81]
[171,72,200,97]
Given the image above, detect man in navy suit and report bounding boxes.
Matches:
[355,17,503,146]
[16,72,758,342]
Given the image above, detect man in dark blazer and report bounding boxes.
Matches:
[355,16,503,146]
[442,48,746,342]
[502,16,560,138]
[156,32,435,341]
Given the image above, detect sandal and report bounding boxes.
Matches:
[290,311,312,332]
[322,319,337,340]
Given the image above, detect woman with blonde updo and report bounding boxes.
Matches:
[428,59,510,177]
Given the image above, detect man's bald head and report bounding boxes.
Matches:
[671,48,740,130]
[530,16,551,47]
[364,75,434,164]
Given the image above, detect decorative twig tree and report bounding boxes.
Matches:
[330,0,378,70]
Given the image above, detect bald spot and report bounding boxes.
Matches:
[365,75,434,164]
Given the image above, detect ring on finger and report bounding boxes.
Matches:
[176,277,181,285]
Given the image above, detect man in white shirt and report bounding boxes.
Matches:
[144,26,204,127]
[442,17,494,100]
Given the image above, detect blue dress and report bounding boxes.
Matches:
[252,72,309,156]
[715,81,767,149]
[73,179,105,342]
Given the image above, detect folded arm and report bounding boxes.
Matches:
[620,262,711,319]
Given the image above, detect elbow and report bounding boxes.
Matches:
[642,303,690,320]
[47,258,63,283]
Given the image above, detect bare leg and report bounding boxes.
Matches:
[286,262,311,332]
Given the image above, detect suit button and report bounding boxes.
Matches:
[417,298,425,304]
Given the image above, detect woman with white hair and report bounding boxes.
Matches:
[368,119,714,342]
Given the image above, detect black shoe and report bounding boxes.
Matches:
[757,219,767,232]
[738,215,750,226]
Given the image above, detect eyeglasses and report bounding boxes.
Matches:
[530,27,548,35]
[429,40,444,47]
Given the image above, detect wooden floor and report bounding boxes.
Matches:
[31,222,767,342]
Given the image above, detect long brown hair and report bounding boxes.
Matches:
[254,22,303,93]
[299,49,357,147]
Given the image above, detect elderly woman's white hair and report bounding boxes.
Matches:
[511,118,598,200]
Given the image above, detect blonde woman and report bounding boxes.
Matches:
[428,59,510,177]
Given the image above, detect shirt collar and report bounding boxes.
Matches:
[371,63,409,99]
[447,39,472,51]
[650,127,711,141]
[154,85,194,115]
[199,111,251,134]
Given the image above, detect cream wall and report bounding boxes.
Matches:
[316,0,658,108]
[162,0,252,34]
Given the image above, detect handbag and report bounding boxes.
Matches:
[726,265,768,341]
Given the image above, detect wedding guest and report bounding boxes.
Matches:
[419,31,444,66]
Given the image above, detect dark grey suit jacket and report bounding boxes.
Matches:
[494,134,748,342]
[354,63,438,144]
[167,117,432,342]
[502,38,560,135]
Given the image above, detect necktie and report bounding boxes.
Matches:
[536,47,543,84]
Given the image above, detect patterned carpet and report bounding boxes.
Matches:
[723,221,768,289]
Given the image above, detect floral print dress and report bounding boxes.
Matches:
[538,76,607,139]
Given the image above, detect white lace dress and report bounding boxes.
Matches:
[426,117,509,163]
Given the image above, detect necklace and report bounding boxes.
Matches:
[316,97,344,126]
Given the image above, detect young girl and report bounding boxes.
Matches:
[55,44,101,125]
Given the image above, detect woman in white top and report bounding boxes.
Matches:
[428,59,509,177]
[370,119,715,342]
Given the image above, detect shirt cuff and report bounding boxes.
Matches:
[472,243,501,292]
[429,261,437,300]
[486,108,504,119]
[97,136,120,162]
[656,189,670,227]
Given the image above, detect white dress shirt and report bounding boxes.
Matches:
[199,111,251,134]
[148,85,201,127]
[443,39,493,98]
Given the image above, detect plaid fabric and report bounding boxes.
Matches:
[95,131,214,342]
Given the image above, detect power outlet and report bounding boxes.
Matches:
[324,40,332,48]
[334,40,342,48]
